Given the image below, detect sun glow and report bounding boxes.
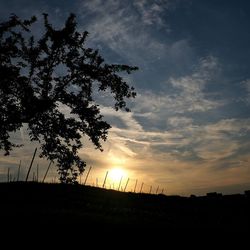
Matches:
[107,167,128,190]
[109,168,125,182]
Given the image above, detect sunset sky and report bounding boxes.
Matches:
[1,0,250,196]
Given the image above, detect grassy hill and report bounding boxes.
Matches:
[1,182,249,230]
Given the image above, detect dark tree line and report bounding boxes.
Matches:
[0,13,138,183]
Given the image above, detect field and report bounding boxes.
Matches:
[1,182,249,230]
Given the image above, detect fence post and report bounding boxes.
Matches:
[102,171,109,188]
[140,182,144,193]
[25,148,37,182]
[42,161,52,183]
[134,179,138,193]
[83,166,92,185]
[17,160,21,181]
[7,168,10,182]
[118,176,123,191]
[124,178,130,192]
[156,185,159,194]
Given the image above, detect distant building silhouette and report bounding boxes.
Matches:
[206,192,222,197]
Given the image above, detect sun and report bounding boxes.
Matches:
[109,168,125,183]
[108,168,127,190]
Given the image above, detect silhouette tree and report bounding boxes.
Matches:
[0,14,137,183]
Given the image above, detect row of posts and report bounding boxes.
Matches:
[5,148,165,194]
[6,148,52,183]
[84,168,164,194]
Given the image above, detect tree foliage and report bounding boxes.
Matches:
[0,13,137,183]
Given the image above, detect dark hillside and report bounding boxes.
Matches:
[1,182,249,230]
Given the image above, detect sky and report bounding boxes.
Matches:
[1,0,250,196]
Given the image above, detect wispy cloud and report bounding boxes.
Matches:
[77,0,190,65]
[180,118,250,161]
[193,139,238,161]
[168,116,193,127]
[96,96,250,175]
[169,56,222,112]
[128,56,223,134]
[132,0,171,27]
